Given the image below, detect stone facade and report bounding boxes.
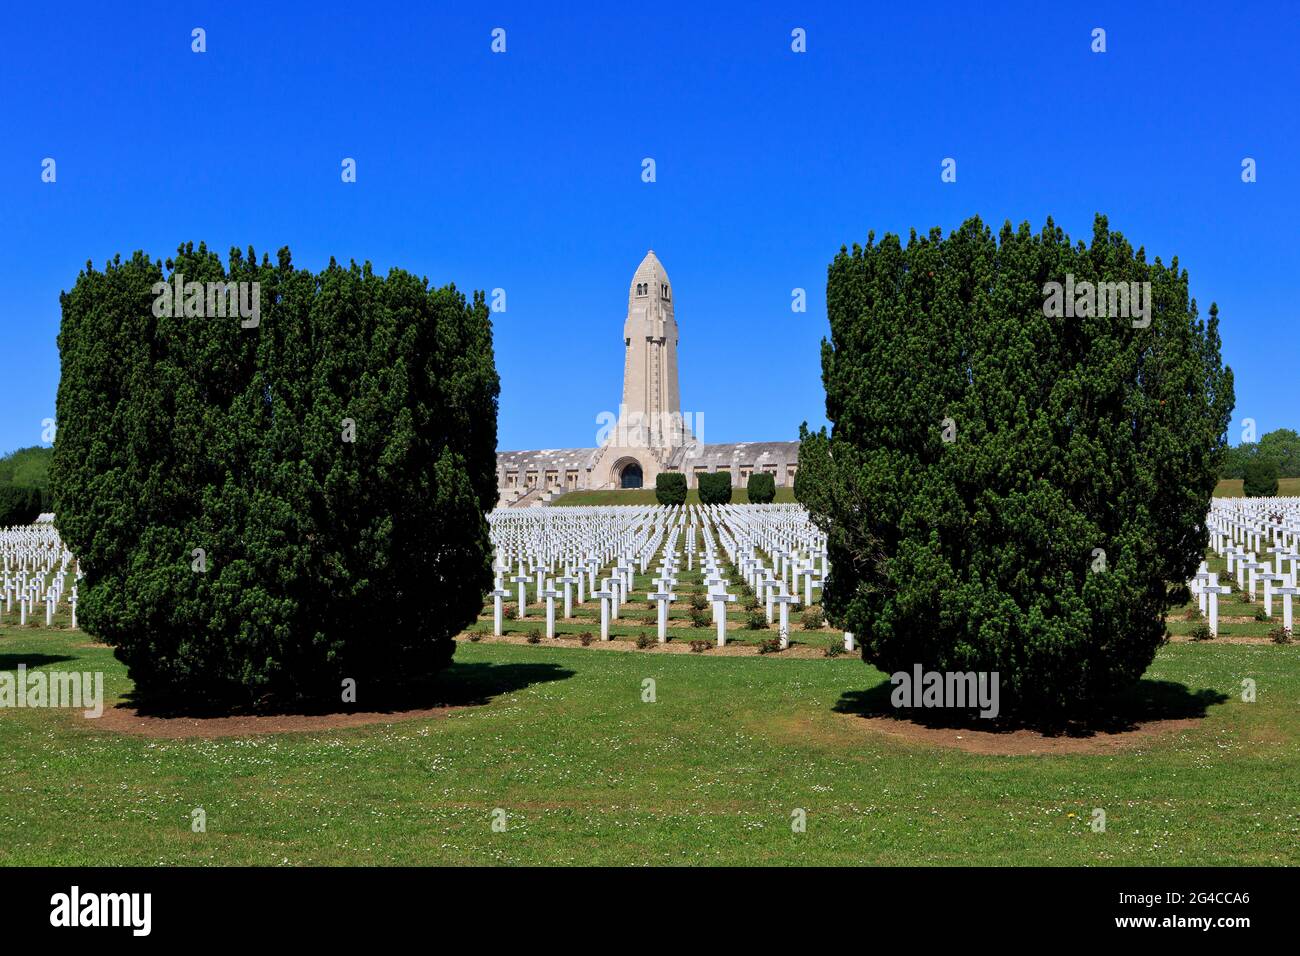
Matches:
[496,251,799,506]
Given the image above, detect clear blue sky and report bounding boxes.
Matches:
[1,1,1295,456]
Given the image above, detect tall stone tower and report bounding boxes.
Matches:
[621,250,682,437]
[591,250,688,489]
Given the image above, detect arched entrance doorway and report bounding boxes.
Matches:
[620,462,644,489]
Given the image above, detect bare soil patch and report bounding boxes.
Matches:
[840,712,1204,755]
[833,678,1226,755]
[79,659,573,739]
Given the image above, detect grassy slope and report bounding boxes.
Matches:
[1213,477,1300,497]
[0,446,52,490]
[1,625,1295,866]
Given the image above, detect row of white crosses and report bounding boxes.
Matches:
[687,504,826,649]
[1190,561,1232,637]
[730,503,853,647]
[492,505,652,641]
[486,505,669,640]
[646,524,683,643]
[694,518,737,646]
[0,524,82,629]
[1199,497,1300,635]
[704,504,832,648]
[690,513,730,643]
[484,502,847,648]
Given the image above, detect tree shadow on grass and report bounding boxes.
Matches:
[834,677,1229,739]
[121,661,576,720]
[0,653,77,671]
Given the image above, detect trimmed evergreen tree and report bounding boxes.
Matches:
[797,215,1234,717]
[655,472,687,506]
[698,472,732,505]
[1243,457,1279,497]
[747,472,776,504]
[52,244,500,709]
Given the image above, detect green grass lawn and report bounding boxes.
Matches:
[1,623,1296,866]
[1213,477,1300,497]
[549,486,798,506]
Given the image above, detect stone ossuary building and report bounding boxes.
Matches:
[497,251,800,506]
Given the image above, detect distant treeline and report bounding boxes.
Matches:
[0,445,52,525]
[1220,429,1300,479]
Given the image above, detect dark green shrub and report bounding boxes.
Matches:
[655,472,687,506]
[823,642,844,658]
[697,472,733,505]
[52,244,500,709]
[1243,457,1279,497]
[1188,622,1213,642]
[756,637,782,654]
[797,215,1234,718]
[747,472,776,504]
[526,628,542,644]
[689,592,707,611]
[800,607,824,630]
[746,609,768,630]
[635,632,654,649]
[689,606,710,628]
